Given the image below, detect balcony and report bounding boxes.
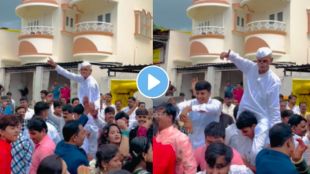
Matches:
[73,21,113,60]
[187,0,229,19]
[16,0,58,17]
[244,20,286,59]
[18,26,54,64]
[190,25,225,64]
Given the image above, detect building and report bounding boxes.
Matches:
[0,0,153,104]
[156,0,310,99]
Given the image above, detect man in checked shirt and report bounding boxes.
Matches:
[11,106,34,174]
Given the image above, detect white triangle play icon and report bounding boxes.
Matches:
[148,74,160,90]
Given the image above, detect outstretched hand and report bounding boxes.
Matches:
[220,50,231,60]
[47,57,57,68]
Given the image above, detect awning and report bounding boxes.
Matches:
[101,64,151,76]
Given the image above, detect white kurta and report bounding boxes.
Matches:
[225,124,269,166]
[122,106,137,129]
[178,98,222,149]
[55,65,100,109]
[229,51,281,133]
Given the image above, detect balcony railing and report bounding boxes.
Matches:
[21,0,57,3]
[192,0,228,4]
[193,25,224,35]
[21,26,54,35]
[76,21,113,33]
[246,20,286,32]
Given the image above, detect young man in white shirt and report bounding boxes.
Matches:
[226,110,268,172]
[178,80,222,149]
[287,95,300,114]
[20,97,34,121]
[222,94,236,119]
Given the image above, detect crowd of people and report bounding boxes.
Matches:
[1,47,310,174]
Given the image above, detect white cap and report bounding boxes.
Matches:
[80,61,91,69]
[256,47,272,59]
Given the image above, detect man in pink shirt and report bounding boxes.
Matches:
[27,118,56,174]
[233,82,243,104]
[154,102,197,174]
[194,122,244,171]
[60,83,71,103]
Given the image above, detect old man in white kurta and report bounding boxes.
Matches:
[48,58,100,109]
[221,47,281,167]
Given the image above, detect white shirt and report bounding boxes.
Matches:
[55,65,100,109]
[178,98,222,149]
[302,134,310,165]
[287,104,300,114]
[99,104,116,123]
[222,103,236,118]
[82,114,99,158]
[225,124,269,166]
[229,51,281,134]
[46,121,61,144]
[196,165,254,174]
[122,106,137,129]
[25,108,34,120]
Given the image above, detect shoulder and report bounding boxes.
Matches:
[269,71,281,84]
[230,165,253,174]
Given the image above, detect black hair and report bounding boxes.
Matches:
[37,154,63,174]
[288,94,297,100]
[96,144,119,169]
[27,117,48,133]
[53,101,62,108]
[0,115,20,130]
[106,93,112,97]
[123,137,151,172]
[73,104,84,115]
[269,123,292,147]
[138,102,146,106]
[195,80,211,92]
[99,123,122,146]
[213,96,224,104]
[15,105,26,113]
[40,90,48,96]
[205,142,233,168]
[20,96,28,102]
[281,110,294,119]
[299,102,307,106]
[236,110,257,129]
[115,111,129,121]
[156,103,177,122]
[62,104,73,113]
[71,97,79,104]
[6,92,12,96]
[179,92,185,97]
[204,122,225,139]
[136,108,149,116]
[128,96,136,101]
[288,114,307,127]
[34,101,50,115]
[105,106,115,114]
[62,120,81,142]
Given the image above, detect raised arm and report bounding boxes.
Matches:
[220,50,256,74]
[47,57,83,82]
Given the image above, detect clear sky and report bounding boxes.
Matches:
[0,0,192,30]
[154,0,192,31]
[0,0,20,29]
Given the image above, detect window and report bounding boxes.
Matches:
[237,16,240,26]
[66,17,69,26]
[269,14,275,21]
[277,12,283,21]
[237,16,244,27]
[70,18,74,27]
[105,13,111,23]
[241,18,244,27]
[134,10,152,38]
[98,15,103,22]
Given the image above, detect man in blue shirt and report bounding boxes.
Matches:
[0,96,13,115]
[256,123,298,174]
[55,120,88,174]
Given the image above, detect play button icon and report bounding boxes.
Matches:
[137,65,169,98]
